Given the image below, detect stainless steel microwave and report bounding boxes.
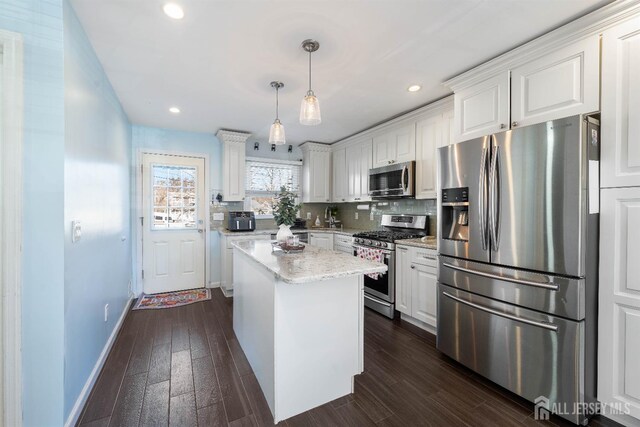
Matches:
[368,161,415,199]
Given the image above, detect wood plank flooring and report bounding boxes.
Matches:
[78,289,620,427]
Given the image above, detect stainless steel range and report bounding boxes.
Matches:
[353,214,427,319]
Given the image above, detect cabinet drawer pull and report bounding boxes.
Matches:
[410,265,416,269]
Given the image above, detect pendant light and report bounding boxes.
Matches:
[269,81,286,145]
[299,39,321,126]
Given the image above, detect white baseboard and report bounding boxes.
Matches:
[64,298,133,427]
[400,313,437,336]
[208,281,220,288]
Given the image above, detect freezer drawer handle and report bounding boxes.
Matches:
[442,262,559,291]
[442,291,559,332]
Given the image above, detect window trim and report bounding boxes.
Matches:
[244,158,302,219]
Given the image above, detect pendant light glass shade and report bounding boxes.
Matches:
[269,119,286,145]
[300,91,321,125]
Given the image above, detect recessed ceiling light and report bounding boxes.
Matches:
[407,84,422,92]
[169,106,181,114]
[163,3,184,19]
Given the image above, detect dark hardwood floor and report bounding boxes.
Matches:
[78,289,620,427]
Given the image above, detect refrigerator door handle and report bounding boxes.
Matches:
[442,261,560,290]
[442,291,559,332]
[478,144,489,250]
[489,136,500,250]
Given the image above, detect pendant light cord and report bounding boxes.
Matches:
[308,50,312,93]
[275,85,279,120]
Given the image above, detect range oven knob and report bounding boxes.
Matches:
[376,242,382,247]
[365,239,372,246]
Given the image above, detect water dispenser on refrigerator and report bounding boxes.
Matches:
[441,187,469,241]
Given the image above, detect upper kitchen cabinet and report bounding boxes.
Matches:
[453,71,510,143]
[372,123,415,167]
[345,137,373,202]
[415,99,454,199]
[511,35,599,129]
[448,35,600,143]
[217,130,251,201]
[332,147,348,202]
[601,17,640,188]
[300,142,331,203]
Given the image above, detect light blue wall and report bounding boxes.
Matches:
[63,1,132,420]
[131,125,222,287]
[0,1,66,425]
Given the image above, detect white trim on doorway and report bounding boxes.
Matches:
[0,29,24,427]
[133,149,211,296]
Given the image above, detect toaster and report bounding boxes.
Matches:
[227,211,256,231]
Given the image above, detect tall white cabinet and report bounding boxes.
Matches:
[599,15,640,426]
[300,142,332,203]
[217,130,251,201]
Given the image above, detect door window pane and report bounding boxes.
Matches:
[152,165,198,229]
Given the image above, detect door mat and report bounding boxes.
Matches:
[133,288,211,310]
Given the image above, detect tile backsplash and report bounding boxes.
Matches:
[211,198,438,236]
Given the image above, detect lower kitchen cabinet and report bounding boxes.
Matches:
[395,244,438,331]
[598,187,640,424]
[309,232,334,250]
[220,233,270,296]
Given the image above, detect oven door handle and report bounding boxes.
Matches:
[353,244,393,256]
[442,291,558,332]
[364,293,392,307]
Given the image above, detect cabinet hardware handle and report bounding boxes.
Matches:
[411,265,416,269]
[512,121,518,127]
[499,124,506,129]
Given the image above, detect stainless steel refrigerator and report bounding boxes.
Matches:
[437,115,600,425]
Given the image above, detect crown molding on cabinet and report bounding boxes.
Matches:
[215,129,252,144]
[444,0,640,91]
[299,141,332,152]
[331,95,454,150]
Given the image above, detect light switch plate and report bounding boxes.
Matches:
[355,212,359,220]
[72,221,82,243]
[306,212,312,220]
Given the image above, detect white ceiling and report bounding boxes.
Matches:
[70,0,610,145]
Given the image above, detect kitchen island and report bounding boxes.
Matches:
[231,240,387,423]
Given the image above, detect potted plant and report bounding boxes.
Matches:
[272,186,302,243]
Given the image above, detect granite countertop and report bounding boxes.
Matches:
[231,240,387,284]
[395,237,438,250]
[215,227,363,237]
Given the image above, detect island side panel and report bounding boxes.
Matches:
[233,249,276,417]
[273,276,361,422]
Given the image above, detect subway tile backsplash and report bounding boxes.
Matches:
[212,198,438,236]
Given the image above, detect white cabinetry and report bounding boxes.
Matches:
[334,234,354,255]
[300,142,331,203]
[309,232,334,250]
[395,245,438,331]
[451,36,599,142]
[217,130,250,201]
[372,123,415,167]
[601,19,640,188]
[453,72,510,142]
[220,233,270,296]
[345,138,372,202]
[598,187,640,422]
[511,35,599,128]
[415,106,454,199]
[332,148,347,203]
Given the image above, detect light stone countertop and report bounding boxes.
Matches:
[231,240,387,284]
[215,227,363,237]
[395,237,438,250]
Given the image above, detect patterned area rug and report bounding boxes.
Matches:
[133,288,211,310]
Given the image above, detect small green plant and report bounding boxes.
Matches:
[272,186,302,226]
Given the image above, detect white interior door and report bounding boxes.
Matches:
[142,153,206,294]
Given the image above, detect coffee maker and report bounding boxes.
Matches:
[441,187,469,241]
